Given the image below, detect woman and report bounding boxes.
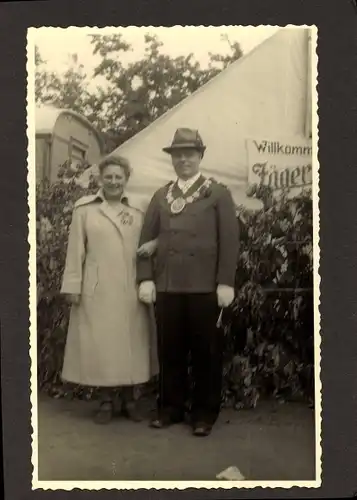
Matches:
[60,155,158,424]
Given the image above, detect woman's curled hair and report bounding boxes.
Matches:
[97,155,132,180]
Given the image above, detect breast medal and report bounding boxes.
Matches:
[170,197,186,214]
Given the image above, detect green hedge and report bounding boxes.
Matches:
[36,162,314,408]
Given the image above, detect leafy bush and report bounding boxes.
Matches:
[36,162,314,407]
[222,186,314,408]
[36,161,99,397]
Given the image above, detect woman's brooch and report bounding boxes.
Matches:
[120,211,134,226]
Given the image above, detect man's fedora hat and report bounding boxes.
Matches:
[163,128,206,154]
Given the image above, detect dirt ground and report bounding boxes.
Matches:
[37,393,316,482]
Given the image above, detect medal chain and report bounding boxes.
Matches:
[166,178,212,205]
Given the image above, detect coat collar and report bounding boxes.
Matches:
[94,188,129,206]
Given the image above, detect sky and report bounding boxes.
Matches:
[34,26,280,80]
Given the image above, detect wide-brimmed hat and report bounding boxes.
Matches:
[162,128,206,154]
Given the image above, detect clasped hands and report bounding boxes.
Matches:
[138,282,234,308]
[136,238,158,258]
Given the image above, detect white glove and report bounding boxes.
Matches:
[138,280,156,304]
[216,284,235,308]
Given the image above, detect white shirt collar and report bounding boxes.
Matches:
[177,173,201,193]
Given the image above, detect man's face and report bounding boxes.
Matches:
[171,148,202,180]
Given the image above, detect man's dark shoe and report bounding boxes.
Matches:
[192,422,212,437]
[150,413,184,429]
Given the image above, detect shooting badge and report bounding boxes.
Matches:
[170,197,186,214]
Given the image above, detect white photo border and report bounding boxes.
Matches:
[27,24,321,490]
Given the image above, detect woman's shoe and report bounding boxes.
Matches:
[121,401,142,422]
[93,401,113,425]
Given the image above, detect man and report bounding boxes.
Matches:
[137,128,239,437]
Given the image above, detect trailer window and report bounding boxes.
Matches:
[68,137,88,163]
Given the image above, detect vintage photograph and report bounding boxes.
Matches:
[28,25,320,489]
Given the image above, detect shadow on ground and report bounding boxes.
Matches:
[37,393,316,481]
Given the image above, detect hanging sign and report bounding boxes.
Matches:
[246,137,313,192]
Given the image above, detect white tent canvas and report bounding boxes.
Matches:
[83,28,311,210]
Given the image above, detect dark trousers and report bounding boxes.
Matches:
[155,292,224,425]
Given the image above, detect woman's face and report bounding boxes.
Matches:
[100,164,127,199]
